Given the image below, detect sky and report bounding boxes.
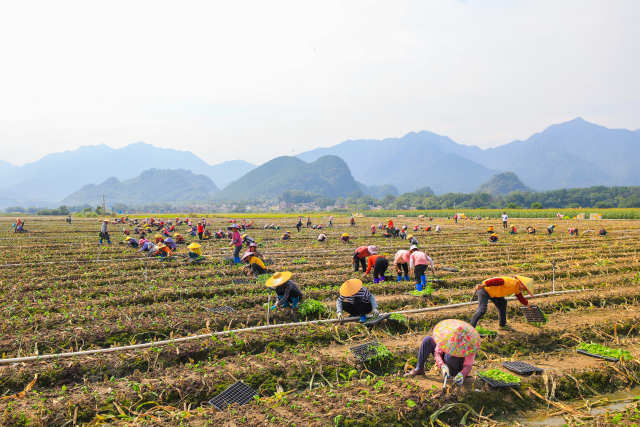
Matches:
[1,0,639,167]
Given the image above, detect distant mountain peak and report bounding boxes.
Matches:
[476,171,533,196]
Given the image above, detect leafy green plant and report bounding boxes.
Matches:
[390,313,408,325]
[298,299,329,317]
[478,368,521,384]
[527,309,549,327]
[368,343,393,363]
[408,284,434,297]
[475,326,497,336]
[406,399,416,408]
[577,342,632,360]
[292,257,308,264]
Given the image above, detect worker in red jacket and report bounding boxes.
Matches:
[352,245,376,273]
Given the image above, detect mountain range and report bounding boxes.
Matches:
[214,155,360,200]
[61,169,219,206]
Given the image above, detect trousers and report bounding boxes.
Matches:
[373,257,389,279]
[470,288,508,327]
[416,336,465,375]
[342,300,372,317]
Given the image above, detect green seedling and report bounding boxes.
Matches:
[478,368,521,384]
[577,342,632,360]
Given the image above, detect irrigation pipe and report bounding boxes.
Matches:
[0,289,586,365]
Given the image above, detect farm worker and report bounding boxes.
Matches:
[453,214,458,224]
[470,275,534,331]
[526,226,536,235]
[383,230,392,238]
[350,217,355,226]
[241,219,246,231]
[163,237,176,251]
[425,225,432,232]
[99,219,112,244]
[124,236,139,248]
[243,242,264,259]
[162,227,171,237]
[275,224,281,230]
[486,226,494,234]
[502,212,508,229]
[410,245,436,291]
[547,224,555,235]
[279,231,290,241]
[336,279,380,323]
[399,229,407,239]
[370,224,376,235]
[153,242,172,258]
[405,319,480,388]
[306,216,312,228]
[228,224,243,263]
[489,233,498,243]
[328,215,333,227]
[246,220,254,228]
[394,250,411,282]
[352,245,376,273]
[242,252,267,276]
[568,227,579,237]
[599,228,607,236]
[407,235,418,246]
[402,225,408,231]
[123,228,130,235]
[154,234,164,244]
[267,272,303,311]
[363,252,389,284]
[412,225,419,231]
[388,218,394,229]
[174,233,185,244]
[318,233,328,242]
[341,233,350,244]
[242,234,255,246]
[187,243,205,262]
[66,215,72,224]
[435,225,441,233]
[510,225,517,234]
[296,218,303,232]
[197,222,204,240]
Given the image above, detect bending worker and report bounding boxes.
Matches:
[336,279,380,323]
[187,242,206,263]
[267,272,303,311]
[410,245,436,291]
[394,249,411,282]
[547,224,555,235]
[352,245,376,273]
[363,252,388,284]
[470,275,534,331]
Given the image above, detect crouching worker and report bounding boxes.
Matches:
[125,236,139,248]
[599,228,607,236]
[568,227,579,237]
[470,275,534,331]
[242,252,267,277]
[547,224,555,235]
[341,233,350,244]
[187,242,206,263]
[336,279,380,323]
[153,242,172,259]
[267,272,302,311]
[404,319,480,389]
[174,233,186,244]
[489,233,498,243]
[281,231,291,241]
[317,233,328,242]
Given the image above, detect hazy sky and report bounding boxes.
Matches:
[1,0,639,166]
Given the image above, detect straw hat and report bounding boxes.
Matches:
[406,234,414,239]
[265,271,292,288]
[241,234,247,239]
[125,236,132,241]
[514,275,534,297]
[228,224,240,230]
[491,233,498,237]
[103,219,109,222]
[154,234,162,239]
[188,242,201,249]
[367,245,378,255]
[342,233,348,237]
[174,233,181,237]
[156,243,166,249]
[340,279,363,297]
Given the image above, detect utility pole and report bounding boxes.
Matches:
[102,195,106,216]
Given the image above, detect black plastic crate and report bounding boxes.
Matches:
[232,279,252,285]
[576,349,619,362]
[502,361,544,375]
[520,305,546,323]
[442,267,459,272]
[209,381,258,411]
[478,374,520,388]
[207,306,235,314]
[349,341,385,363]
[363,314,390,327]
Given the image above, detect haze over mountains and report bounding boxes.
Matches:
[0,118,638,207]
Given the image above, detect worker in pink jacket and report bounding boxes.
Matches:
[409,245,436,291]
[394,250,411,282]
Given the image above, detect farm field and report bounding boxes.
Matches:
[1,216,640,426]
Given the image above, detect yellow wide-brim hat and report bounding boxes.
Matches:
[406,234,414,239]
[103,219,109,222]
[125,236,132,240]
[340,279,363,297]
[265,271,292,288]
[174,233,181,237]
[342,233,348,237]
[514,275,534,297]
[188,243,200,249]
[156,243,166,249]
[155,234,162,239]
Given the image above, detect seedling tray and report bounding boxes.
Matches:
[232,279,252,285]
[478,375,520,388]
[502,361,544,375]
[207,306,235,314]
[349,341,385,363]
[576,349,619,362]
[520,305,546,323]
[363,314,390,327]
[442,267,459,272]
[209,381,258,411]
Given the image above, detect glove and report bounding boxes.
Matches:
[270,305,277,311]
[441,366,450,378]
[454,373,464,386]
[336,311,343,320]
[371,309,380,317]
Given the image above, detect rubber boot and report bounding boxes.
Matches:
[380,276,385,282]
[416,282,423,292]
[397,275,402,282]
[359,315,368,323]
[373,278,379,284]
[421,275,426,287]
[404,275,410,282]
[291,297,300,309]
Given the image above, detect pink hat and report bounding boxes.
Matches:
[367,245,378,255]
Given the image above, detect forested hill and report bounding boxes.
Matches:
[214,155,360,200]
[476,172,533,196]
[60,169,219,206]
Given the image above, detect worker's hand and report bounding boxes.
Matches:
[474,284,481,291]
[270,305,277,311]
[336,311,344,320]
[371,308,380,317]
[441,366,450,378]
[454,373,464,386]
